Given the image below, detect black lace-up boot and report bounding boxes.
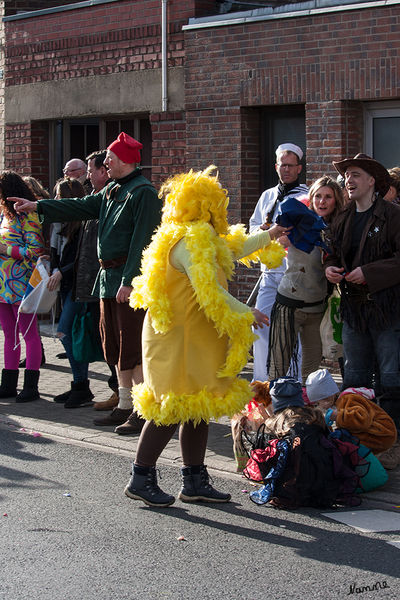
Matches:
[124,464,175,507]
[178,464,231,503]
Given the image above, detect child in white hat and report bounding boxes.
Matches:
[305,369,397,458]
[305,368,339,409]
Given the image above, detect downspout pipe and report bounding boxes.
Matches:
[161,0,168,112]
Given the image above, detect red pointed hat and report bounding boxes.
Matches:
[107,132,143,164]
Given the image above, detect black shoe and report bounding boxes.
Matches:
[56,352,67,360]
[64,380,94,409]
[54,384,73,404]
[40,342,46,367]
[114,411,145,435]
[124,465,175,507]
[0,369,19,398]
[93,407,132,426]
[15,370,40,403]
[178,465,231,503]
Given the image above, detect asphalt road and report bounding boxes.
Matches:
[1,424,399,600]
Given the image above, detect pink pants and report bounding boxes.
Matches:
[0,303,42,370]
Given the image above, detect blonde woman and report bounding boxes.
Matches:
[268,177,345,384]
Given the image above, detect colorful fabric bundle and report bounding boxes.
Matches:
[276,197,327,254]
[247,423,363,509]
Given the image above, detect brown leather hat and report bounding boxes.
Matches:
[332,153,391,196]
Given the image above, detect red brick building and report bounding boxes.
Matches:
[2,0,400,297]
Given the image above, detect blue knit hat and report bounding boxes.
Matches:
[269,377,304,414]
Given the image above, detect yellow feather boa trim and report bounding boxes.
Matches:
[130,222,185,334]
[184,223,254,378]
[132,378,253,425]
[240,239,286,269]
[130,221,284,380]
[223,223,286,268]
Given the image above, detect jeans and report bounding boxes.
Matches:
[58,290,88,382]
[342,318,400,432]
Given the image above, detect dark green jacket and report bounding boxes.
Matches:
[38,169,162,298]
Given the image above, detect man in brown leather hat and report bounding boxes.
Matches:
[325,153,400,469]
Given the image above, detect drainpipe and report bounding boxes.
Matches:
[161,0,168,112]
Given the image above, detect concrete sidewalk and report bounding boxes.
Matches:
[0,326,398,511]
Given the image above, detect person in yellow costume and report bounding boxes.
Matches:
[124,165,288,507]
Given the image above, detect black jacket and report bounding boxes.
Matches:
[324,195,400,331]
[72,219,99,302]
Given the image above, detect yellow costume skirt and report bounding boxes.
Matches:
[132,262,252,425]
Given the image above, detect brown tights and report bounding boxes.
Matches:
[135,419,209,467]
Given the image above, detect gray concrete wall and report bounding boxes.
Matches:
[5,67,184,123]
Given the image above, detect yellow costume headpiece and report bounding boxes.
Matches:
[160,165,229,234]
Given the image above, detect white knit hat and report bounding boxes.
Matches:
[275,143,303,161]
[305,369,339,403]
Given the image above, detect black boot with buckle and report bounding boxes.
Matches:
[124,464,175,507]
[178,464,231,503]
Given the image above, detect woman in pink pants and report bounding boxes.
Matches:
[0,171,45,401]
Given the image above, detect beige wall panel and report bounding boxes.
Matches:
[5,67,184,123]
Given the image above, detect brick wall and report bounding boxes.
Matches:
[4,2,400,301]
[305,100,364,183]
[184,5,400,298]
[150,111,186,188]
[31,120,50,189]
[4,0,202,177]
[185,6,400,191]
[5,122,32,174]
[240,107,261,224]
[5,0,188,85]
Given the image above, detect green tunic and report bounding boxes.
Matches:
[38,169,162,298]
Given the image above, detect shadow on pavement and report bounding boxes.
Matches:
[142,501,400,581]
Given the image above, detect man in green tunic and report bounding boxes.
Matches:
[12,132,162,434]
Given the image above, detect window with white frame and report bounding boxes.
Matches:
[364,102,400,169]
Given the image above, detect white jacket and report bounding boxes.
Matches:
[249,183,309,272]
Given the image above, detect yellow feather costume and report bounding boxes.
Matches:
[130,166,285,425]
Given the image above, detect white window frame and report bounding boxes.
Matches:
[364,101,400,156]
